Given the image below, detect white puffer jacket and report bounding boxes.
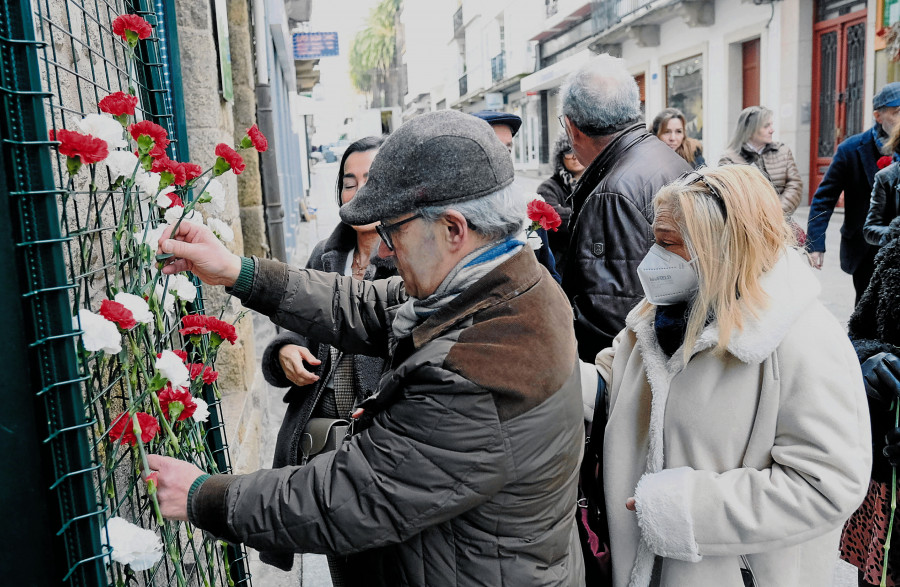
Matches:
[591,249,871,587]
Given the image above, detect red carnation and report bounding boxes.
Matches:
[99,299,137,330]
[157,349,188,362]
[159,191,184,208]
[188,362,204,380]
[129,120,169,148]
[181,162,203,182]
[151,156,187,186]
[158,384,197,421]
[109,411,160,446]
[526,199,562,232]
[112,14,152,45]
[179,314,211,337]
[878,155,893,170]
[205,315,238,344]
[214,143,245,175]
[246,124,268,152]
[99,91,138,116]
[148,142,167,159]
[49,128,109,165]
[201,366,218,384]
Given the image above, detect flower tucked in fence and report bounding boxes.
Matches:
[99,91,138,118]
[112,14,152,46]
[109,412,160,446]
[244,124,269,152]
[213,143,245,175]
[158,385,197,422]
[49,128,109,173]
[104,516,163,571]
[75,309,122,354]
[179,314,238,345]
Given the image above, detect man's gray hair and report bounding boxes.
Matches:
[560,53,642,137]
[420,183,526,241]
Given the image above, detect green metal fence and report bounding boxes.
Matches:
[0,0,251,584]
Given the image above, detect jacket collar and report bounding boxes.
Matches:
[570,123,648,217]
[626,248,821,369]
[411,248,542,349]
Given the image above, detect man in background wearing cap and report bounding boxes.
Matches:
[472,109,562,283]
[807,82,900,303]
[147,110,585,586]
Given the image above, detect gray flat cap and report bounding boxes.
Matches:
[339,109,515,226]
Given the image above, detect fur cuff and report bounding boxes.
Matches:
[634,467,702,562]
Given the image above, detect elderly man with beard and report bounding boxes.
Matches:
[148,110,585,587]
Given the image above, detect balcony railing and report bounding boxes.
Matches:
[459,73,468,97]
[453,7,464,38]
[591,0,656,33]
[491,52,505,84]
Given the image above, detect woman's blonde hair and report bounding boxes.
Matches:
[727,105,773,152]
[650,108,702,165]
[885,119,900,155]
[639,165,796,360]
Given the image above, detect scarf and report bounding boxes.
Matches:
[392,235,525,339]
[653,302,691,358]
[872,124,900,163]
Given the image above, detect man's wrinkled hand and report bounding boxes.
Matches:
[279,344,321,386]
[147,454,205,521]
[158,221,242,287]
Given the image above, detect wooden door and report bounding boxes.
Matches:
[809,10,866,201]
[742,39,760,108]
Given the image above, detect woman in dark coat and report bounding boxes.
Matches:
[536,134,583,272]
[841,219,900,586]
[258,136,397,585]
[864,122,900,247]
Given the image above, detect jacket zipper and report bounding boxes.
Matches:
[740,555,758,587]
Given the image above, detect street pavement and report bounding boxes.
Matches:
[246,163,859,586]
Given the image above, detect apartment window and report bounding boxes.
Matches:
[666,54,703,139]
[742,39,760,108]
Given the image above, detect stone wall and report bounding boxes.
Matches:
[175,0,264,474]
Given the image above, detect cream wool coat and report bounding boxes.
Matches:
[593,250,871,587]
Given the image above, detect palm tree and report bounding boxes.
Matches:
[348,0,402,107]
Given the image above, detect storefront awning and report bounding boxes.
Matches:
[519,49,592,94]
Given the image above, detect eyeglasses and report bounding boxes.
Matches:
[676,170,728,218]
[558,114,567,131]
[376,213,422,251]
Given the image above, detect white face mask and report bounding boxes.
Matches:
[637,244,699,306]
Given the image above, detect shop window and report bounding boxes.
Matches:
[666,55,703,139]
[634,73,646,114]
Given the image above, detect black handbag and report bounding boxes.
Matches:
[299,417,350,465]
[577,378,612,585]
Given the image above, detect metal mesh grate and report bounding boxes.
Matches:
[0,0,251,584]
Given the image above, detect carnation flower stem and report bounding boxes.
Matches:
[150,389,181,451]
[883,401,899,587]
[124,372,164,526]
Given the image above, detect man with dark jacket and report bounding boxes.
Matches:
[559,54,691,361]
[807,82,900,303]
[148,110,585,586]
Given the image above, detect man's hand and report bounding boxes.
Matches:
[147,454,205,521]
[279,344,321,386]
[158,221,242,287]
[809,251,824,269]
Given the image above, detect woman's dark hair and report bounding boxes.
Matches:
[552,134,573,176]
[335,135,385,207]
[650,107,701,165]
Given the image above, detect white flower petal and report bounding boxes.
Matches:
[75,309,122,354]
[77,113,127,150]
[134,171,162,199]
[192,397,210,423]
[104,517,163,571]
[153,282,176,315]
[171,274,197,303]
[113,292,153,324]
[155,350,189,388]
[154,187,177,209]
[133,224,167,250]
[206,217,234,243]
[527,232,543,250]
[203,178,226,215]
[105,150,140,180]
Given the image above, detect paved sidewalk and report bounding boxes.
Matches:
[245,164,859,586]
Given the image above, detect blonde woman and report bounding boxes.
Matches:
[650,108,705,169]
[719,106,803,215]
[584,165,870,586]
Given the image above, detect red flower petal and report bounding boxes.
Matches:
[215,143,245,175]
[181,162,203,182]
[109,411,159,445]
[878,155,893,170]
[248,124,268,152]
[51,128,109,164]
[99,299,137,330]
[526,199,562,232]
[158,384,197,421]
[151,156,187,186]
[99,91,138,116]
[202,366,218,384]
[112,14,152,42]
[129,120,169,148]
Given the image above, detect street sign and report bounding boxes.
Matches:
[293,32,339,60]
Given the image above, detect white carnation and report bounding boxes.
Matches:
[105,150,140,180]
[153,282,175,314]
[113,292,153,324]
[103,516,163,572]
[527,231,543,250]
[134,171,161,199]
[164,206,203,226]
[75,309,122,354]
[202,178,226,215]
[77,113,127,150]
[154,186,178,209]
[207,217,234,243]
[171,274,197,303]
[133,224,167,250]
[191,397,210,423]
[155,350,189,388]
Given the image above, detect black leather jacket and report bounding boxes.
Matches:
[561,124,691,361]
[864,163,900,246]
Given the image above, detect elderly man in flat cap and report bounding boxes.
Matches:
[148,110,585,586]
